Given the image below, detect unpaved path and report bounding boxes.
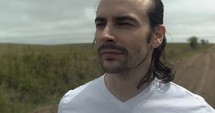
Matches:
[173,45,215,108]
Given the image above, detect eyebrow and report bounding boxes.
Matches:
[95,15,139,22]
[95,17,106,23]
[114,15,139,23]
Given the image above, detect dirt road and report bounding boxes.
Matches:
[173,45,215,108]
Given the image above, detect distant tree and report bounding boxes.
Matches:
[188,36,198,49]
[200,39,209,45]
[200,39,206,45]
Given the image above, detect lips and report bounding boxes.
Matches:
[100,49,123,54]
[97,43,128,59]
[99,49,124,58]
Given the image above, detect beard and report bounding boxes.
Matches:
[97,43,149,74]
[98,43,129,74]
[101,60,128,74]
[96,30,153,74]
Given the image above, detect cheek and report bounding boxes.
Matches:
[95,32,102,46]
[95,31,100,41]
[128,43,146,59]
[134,38,151,55]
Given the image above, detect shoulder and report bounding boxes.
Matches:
[169,82,215,112]
[169,82,203,99]
[61,76,102,104]
[58,76,104,112]
[152,80,205,101]
[60,82,90,105]
[150,81,215,112]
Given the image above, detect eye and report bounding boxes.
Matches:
[117,22,133,27]
[95,22,106,29]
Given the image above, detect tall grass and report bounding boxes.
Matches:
[0,44,101,113]
[166,43,212,61]
[0,43,212,113]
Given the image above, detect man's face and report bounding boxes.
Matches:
[95,0,154,74]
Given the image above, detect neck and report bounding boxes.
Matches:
[104,57,152,102]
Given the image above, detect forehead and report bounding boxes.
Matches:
[96,0,151,19]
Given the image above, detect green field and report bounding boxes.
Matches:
[0,43,212,113]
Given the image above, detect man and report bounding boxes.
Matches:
[58,0,215,113]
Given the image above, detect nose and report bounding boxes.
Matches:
[99,25,116,43]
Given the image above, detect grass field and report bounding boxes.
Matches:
[0,43,212,113]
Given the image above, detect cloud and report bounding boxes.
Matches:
[0,0,214,44]
[163,0,215,42]
[0,0,98,44]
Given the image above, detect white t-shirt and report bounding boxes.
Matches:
[58,75,215,113]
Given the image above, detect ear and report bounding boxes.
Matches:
[151,25,166,48]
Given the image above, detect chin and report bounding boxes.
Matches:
[102,64,126,74]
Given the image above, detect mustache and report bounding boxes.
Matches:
[98,43,128,54]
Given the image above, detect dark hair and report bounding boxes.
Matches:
[137,0,175,89]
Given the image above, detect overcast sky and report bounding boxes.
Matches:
[0,0,214,45]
